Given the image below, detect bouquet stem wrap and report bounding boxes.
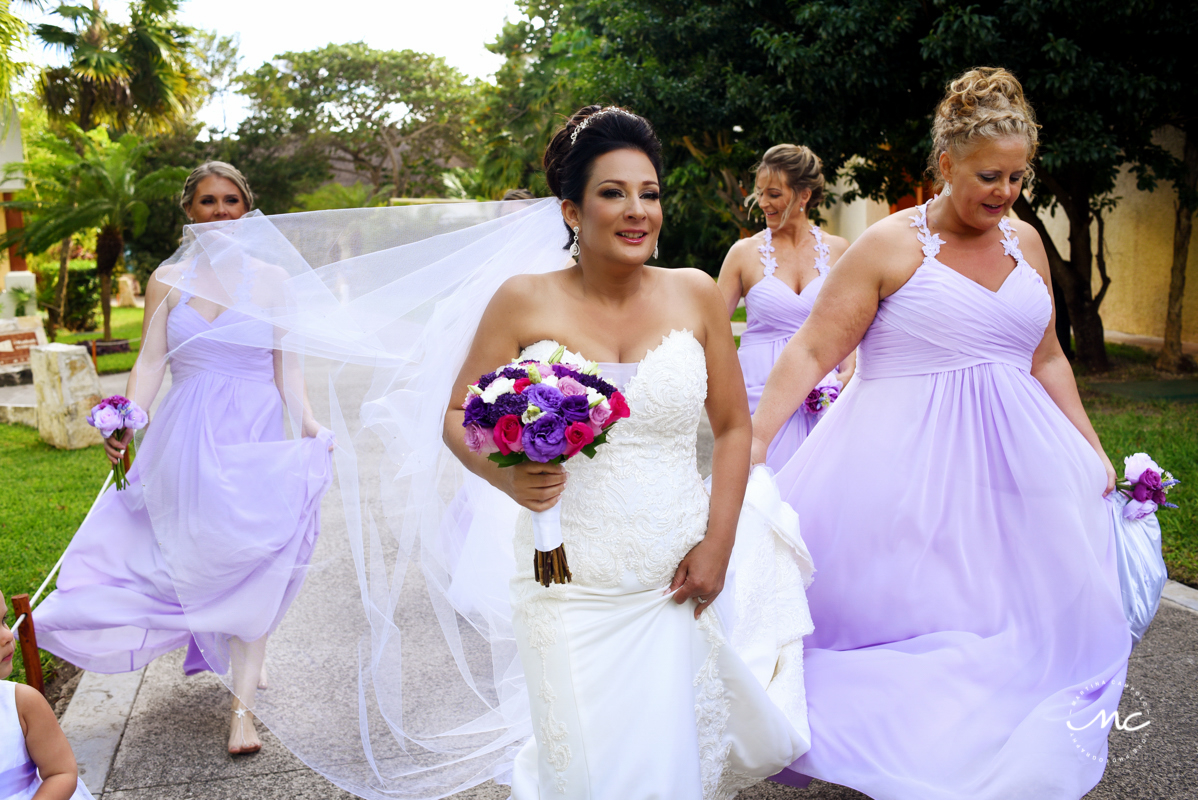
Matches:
[531,505,571,587]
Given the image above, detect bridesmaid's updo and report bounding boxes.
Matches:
[928,67,1039,188]
[749,144,826,223]
[544,105,663,248]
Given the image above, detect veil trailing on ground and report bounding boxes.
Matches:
[149,198,571,797]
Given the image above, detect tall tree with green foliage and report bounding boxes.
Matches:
[34,0,200,135]
[550,0,1191,370]
[3,127,188,340]
[238,43,481,200]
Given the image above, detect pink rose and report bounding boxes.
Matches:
[557,376,587,396]
[493,414,524,455]
[88,405,123,438]
[563,421,595,457]
[464,423,499,455]
[589,400,612,429]
[608,391,631,421]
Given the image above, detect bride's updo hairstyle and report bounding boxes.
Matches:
[748,144,825,227]
[544,105,664,248]
[928,67,1039,190]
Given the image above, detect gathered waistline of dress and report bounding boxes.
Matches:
[856,357,1032,381]
[170,362,277,385]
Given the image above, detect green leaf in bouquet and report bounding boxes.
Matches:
[487,452,527,468]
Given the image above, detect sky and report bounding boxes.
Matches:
[20,0,524,131]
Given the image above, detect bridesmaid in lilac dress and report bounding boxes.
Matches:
[752,68,1131,798]
[718,145,852,471]
[36,163,333,756]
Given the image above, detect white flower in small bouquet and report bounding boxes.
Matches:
[462,345,630,586]
[87,395,148,490]
[1119,452,1180,521]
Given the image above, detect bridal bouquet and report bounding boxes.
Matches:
[463,345,630,586]
[1120,453,1180,521]
[87,395,149,490]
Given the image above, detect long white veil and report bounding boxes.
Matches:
[151,198,571,797]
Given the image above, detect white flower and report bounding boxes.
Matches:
[585,388,605,408]
[540,374,559,389]
[1123,453,1161,484]
[480,377,515,404]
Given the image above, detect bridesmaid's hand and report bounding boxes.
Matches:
[1099,451,1117,497]
[501,461,566,512]
[749,435,769,467]
[103,429,134,465]
[670,538,731,619]
[302,417,335,451]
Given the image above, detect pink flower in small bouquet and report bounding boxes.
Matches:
[462,345,629,586]
[87,395,149,490]
[1119,453,1180,521]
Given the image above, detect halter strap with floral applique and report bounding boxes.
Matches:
[758,225,830,277]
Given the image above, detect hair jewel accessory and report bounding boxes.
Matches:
[571,107,635,146]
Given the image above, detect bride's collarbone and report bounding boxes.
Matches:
[523,325,699,364]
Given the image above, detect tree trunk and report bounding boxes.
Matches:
[95,227,123,342]
[1014,174,1110,372]
[1157,130,1198,372]
[47,235,72,341]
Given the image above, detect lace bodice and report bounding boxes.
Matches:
[515,330,710,588]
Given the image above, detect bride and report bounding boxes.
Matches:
[442,105,813,797]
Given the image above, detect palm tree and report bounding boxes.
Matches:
[3,127,188,340]
[34,0,200,136]
[24,0,199,339]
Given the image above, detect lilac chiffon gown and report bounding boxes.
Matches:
[739,226,840,471]
[36,294,333,676]
[772,201,1131,798]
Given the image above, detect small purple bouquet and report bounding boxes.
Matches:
[1120,453,1180,521]
[87,395,148,490]
[802,375,841,415]
[462,344,630,586]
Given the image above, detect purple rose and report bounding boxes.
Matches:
[559,394,591,423]
[464,423,499,455]
[1132,482,1152,502]
[88,405,123,438]
[522,412,568,462]
[1140,470,1163,491]
[122,403,149,430]
[556,376,587,397]
[1123,498,1158,521]
[524,383,565,414]
[1152,489,1169,505]
[589,400,612,429]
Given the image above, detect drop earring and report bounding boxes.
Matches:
[569,226,580,258]
[942,182,953,197]
[653,243,659,260]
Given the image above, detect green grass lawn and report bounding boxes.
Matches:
[732,305,746,323]
[1,425,108,685]
[53,306,144,374]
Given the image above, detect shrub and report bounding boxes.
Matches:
[35,260,100,333]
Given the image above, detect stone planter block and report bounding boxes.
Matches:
[30,343,103,449]
[116,274,138,308]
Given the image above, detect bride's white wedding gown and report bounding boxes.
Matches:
[508,331,815,799]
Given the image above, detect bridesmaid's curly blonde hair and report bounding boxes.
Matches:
[928,67,1039,189]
